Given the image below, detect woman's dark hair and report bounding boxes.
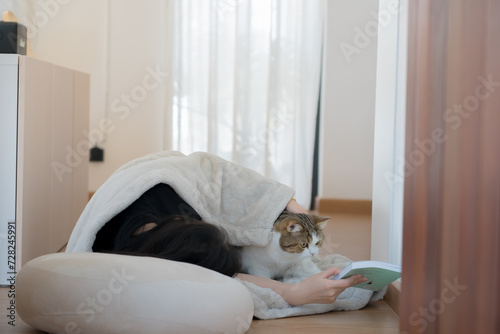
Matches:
[115,215,241,277]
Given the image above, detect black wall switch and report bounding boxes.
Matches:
[90,146,104,162]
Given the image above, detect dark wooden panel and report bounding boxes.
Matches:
[401,0,500,333]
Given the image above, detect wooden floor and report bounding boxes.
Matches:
[250,302,399,334]
[0,211,399,333]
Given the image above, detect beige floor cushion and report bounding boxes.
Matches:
[16,252,254,334]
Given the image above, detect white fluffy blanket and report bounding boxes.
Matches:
[237,254,386,319]
[67,151,294,252]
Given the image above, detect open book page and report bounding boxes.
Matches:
[332,260,401,291]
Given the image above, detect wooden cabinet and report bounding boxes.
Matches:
[0,55,89,284]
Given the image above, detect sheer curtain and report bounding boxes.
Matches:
[168,0,325,207]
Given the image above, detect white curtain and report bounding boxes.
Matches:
[169,0,325,208]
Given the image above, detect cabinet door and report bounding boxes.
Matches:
[51,66,75,252]
[72,72,90,226]
[17,57,53,266]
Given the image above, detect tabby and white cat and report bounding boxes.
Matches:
[241,211,329,279]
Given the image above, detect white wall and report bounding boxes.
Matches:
[319,0,379,201]
[1,0,169,191]
[92,0,168,190]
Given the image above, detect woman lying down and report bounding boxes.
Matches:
[66,151,367,307]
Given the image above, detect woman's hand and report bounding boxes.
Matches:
[286,198,309,214]
[236,267,367,306]
[283,267,368,306]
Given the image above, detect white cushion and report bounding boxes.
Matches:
[16,252,254,334]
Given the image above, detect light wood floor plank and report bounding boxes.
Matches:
[251,301,399,334]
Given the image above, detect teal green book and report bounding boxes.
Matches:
[333,260,401,291]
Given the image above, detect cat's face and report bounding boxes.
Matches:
[273,211,329,257]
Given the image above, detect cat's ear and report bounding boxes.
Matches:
[314,216,330,229]
[286,222,303,233]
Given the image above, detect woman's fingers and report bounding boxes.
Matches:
[344,274,368,286]
[320,266,342,278]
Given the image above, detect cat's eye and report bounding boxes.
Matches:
[300,243,308,248]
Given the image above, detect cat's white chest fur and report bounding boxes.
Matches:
[241,231,320,279]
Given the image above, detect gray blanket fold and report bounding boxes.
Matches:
[67,150,295,252]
